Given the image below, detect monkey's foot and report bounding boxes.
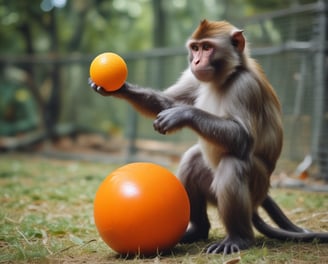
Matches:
[206,236,253,254]
[179,226,209,244]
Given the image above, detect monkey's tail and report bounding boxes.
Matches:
[252,213,328,243]
[261,195,305,233]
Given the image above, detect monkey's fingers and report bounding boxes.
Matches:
[153,112,176,134]
[153,117,168,134]
[153,110,172,134]
[88,77,112,96]
[153,107,188,134]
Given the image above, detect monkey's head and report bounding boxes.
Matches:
[187,20,246,83]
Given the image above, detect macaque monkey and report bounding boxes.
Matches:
[89,20,328,254]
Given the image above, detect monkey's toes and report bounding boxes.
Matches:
[206,235,253,254]
[206,241,240,254]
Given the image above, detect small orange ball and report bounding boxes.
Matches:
[89,52,128,91]
[93,162,190,255]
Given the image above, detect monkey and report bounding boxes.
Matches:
[89,20,328,254]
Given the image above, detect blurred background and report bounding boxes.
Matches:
[0,0,327,181]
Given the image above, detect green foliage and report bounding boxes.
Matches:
[0,0,306,55]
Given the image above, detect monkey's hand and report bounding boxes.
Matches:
[153,105,193,134]
[88,77,125,96]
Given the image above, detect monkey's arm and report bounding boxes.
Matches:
[89,69,199,118]
[89,80,175,117]
[153,105,252,159]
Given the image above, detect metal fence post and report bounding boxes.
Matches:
[312,0,327,179]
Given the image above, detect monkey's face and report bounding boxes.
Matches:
[187,20,246,83]
[187,40,216,82]
[187,38,235,83]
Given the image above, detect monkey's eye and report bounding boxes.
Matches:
[190,44,199,51]
[202,43,212,51]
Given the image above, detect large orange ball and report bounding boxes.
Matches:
[93,162,190,255]
[89,52,128,91]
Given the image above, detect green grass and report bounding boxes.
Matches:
[0,154,328,263]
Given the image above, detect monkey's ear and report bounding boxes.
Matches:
[231,30,245,53]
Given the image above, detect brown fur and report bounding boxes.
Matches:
[191,20,234,40]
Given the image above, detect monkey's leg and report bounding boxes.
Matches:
[207,156,254,254]
[177,145,214,243]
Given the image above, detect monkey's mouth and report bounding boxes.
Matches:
[193,68,214,82]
